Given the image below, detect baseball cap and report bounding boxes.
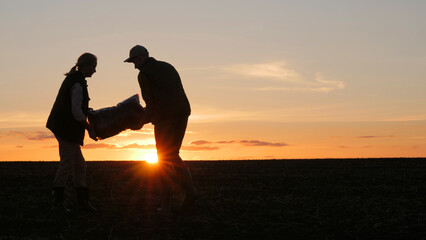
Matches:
[124,45,149,62]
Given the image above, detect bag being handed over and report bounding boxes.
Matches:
[87,94,145,139]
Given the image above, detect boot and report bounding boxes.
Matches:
[156,173,172,212]
[156,189,171,212]
[75,187,98,212]
[51,187,71,212]
[177,167,199,210]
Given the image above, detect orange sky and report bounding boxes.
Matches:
[1,120,425,161]
[0,1,425,161]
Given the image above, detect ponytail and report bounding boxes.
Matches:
[64,52,97,76]
[65,65,78,76]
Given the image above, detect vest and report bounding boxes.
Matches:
[46,71,89,145]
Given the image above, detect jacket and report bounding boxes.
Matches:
[46,71,89,145]
[138,57,190,124]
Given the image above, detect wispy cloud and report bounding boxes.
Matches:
[183,139,288,151]
[189,139,288,147]
[190,140,212,145]
[226,62,303,82]
[28,131,55,141]
[83,143,117,149]
[115,128,154,137]
[239,140,288,147]
[225,62,345,92]
[338,145,372,149]
[3,130,55,141]
[82,142,217,151]
[355,135,395,139]
[120,143,156,149]
[216,140,237,144]
[83,143,155,149]
[83,139,288,152]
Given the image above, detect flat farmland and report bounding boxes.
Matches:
[0,159,425,239]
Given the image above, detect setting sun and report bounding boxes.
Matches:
[144,152,158,164]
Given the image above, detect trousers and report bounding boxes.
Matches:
[53,137,87,187]
[154,117,188,165]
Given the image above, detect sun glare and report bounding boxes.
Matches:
[144,153,158,164]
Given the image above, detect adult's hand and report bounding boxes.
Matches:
[83,120,98,141]
[88,127,98,141]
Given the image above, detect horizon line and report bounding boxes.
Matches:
[1,157,425,163]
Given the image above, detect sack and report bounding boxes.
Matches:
[87,94,145,139]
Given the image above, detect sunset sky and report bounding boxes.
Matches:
[1,0,425,161]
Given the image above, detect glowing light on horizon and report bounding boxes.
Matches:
[144,152,158,164]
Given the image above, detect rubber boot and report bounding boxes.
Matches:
[75,187,98,212]
[157,186,171,212]
[177,167,198,210]
[51,187,71,212]
[156,171,172,212]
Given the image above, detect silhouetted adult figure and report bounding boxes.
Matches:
[125,45,198,211]
[46,53,98,212]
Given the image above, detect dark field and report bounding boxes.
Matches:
[0,159,425,240]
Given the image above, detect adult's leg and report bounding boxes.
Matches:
[52,138,76,211]
[174,118,198,209]
[155,118,197,210]
[53,138,77,187]
[73,146,87,188]
[72,146,97,212]
[155,117,187,163]
[154,121,175,209]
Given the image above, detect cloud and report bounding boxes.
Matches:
[216,140,237,144]
[27,131,55,141]
[355,135,395,139]
[83,143,155,149]
[83,143,117,149]
[82,141,217,151]
[120,143,155,149]
[3,130,55,141]
[338,145,372,149]
[239,140,288,147]
[226,61,303,82]
[189,139,288,147]
[116,128,154,137]
[190,140,212,145]
[225,62,344,92]
[82,139,289,151]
